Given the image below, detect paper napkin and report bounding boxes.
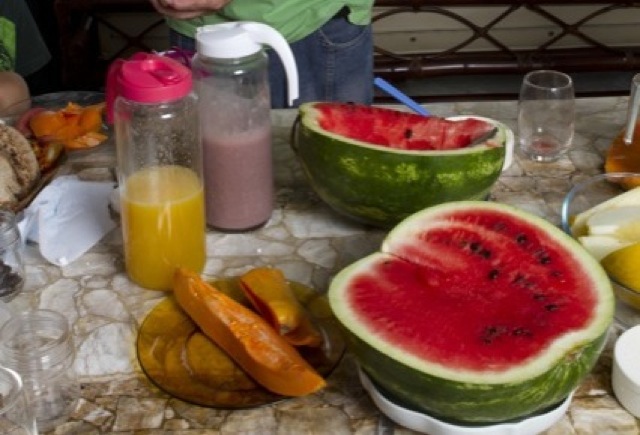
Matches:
[18,175,117,266]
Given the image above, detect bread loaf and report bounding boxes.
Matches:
[0,124,40,209]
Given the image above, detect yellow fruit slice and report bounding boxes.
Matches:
[173,268,327,397]
[601,242,640,292]
[570,186,640,237]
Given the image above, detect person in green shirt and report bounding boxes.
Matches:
[0,0,51,77]
[149,0,374,108]
[0,0,52,115]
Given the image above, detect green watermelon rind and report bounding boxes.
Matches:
[351,323,606,424]
[294,103,507,228]
[328,201,614,423]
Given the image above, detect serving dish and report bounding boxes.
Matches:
[561,172,640,329]
[3,91,109,212]
[136,277,345,408]
[359,368,572,435]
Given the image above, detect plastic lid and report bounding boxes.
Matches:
[614,324,640,392]
[116,53,193,103]
[196,26,261,59]
[194,22,299,106]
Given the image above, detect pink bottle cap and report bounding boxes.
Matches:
[105,53,193,124]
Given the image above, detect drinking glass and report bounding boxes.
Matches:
[517,70,575,162]
[0,366,37,435]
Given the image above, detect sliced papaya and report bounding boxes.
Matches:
[239,267,323,347]
[63,131,108,150]
[27,101,107,151]
[137,297,279,408]
[173,268,326,397]
[29,110,66,138]
[185,332,257,391]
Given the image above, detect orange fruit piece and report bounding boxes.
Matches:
[239,267,323,347]
[27,101,107,150]
[54,123,84,141]
[605,120,640,189]
[63,131,108,150]
[29,110,66,138]
[173,267,327,397]
[78,105,104,132]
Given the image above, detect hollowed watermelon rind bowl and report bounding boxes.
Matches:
[292,104,512,228]
[329,201,614,423]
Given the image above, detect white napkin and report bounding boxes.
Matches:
[18,175,117,266]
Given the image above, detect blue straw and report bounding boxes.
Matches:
[374,77,430,116]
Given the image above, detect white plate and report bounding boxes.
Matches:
[359,368,572,435]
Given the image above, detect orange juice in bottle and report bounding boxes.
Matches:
[121,165,205,290]
[109,53,205,290]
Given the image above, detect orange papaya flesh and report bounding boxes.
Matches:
[173,268,327,397]
[29,110,65,137]
[281,315,324,347]
[136,297,277,407]
[185,332,257,391]
[27,101,107,151]
[239,267,302,333]
[239,267,323,347]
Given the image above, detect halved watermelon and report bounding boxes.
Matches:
[293,102,509,228]
[328,201,614,423]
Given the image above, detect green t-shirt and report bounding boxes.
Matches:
[0,0,51,75]
[167,0,374,43]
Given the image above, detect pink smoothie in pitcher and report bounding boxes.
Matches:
[202,125,273,231]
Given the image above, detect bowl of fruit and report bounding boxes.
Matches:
[561,172,640,329]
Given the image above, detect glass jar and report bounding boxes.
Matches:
[0,210,25,302]
[0,309,78,432]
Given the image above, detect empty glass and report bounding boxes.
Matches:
[0,366,37,435]
[517,70,575,162]
[0,310,78,432]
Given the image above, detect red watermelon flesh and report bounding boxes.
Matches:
[314,102,497,151]
[346,207,599,371]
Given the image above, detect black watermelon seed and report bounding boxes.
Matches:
[493,222,507,232]
[512,327,533,337]
[481,325,508,344]
[513,273,525,284]
[404,128,413,139]
[488,269,500,280]
[545,303,559,312]
[516,234,527,244]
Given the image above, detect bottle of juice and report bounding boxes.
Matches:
[107,53,206,290]
[604,73,640,190]
[192,22,298,231]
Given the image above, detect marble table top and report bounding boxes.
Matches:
[6,97,640,434]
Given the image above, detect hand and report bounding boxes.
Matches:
[149,0,233,19]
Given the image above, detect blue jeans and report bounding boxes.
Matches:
[170,13,373,108]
